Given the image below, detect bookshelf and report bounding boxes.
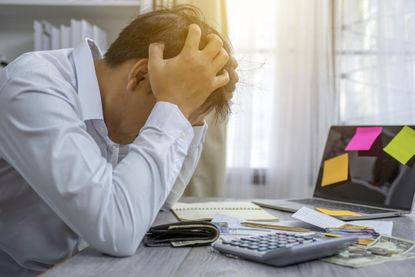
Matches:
[0,0,151,62]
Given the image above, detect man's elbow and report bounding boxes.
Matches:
[100,238,139,257]
[93,227,143,257]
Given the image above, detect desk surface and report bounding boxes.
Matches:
[44,197,415,277]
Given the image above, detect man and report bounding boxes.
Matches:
[0,6,238,275]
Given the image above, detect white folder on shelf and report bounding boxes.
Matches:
[70,19,82,48]
[33,20,42,51]
[41,20,52,51]
[51,25,60,50]
[81,19,93,41]
[93,24,108,52]
[60,24,71,49]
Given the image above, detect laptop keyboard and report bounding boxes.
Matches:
[289,198,393,214]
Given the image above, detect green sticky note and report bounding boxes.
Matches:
[384,126,415,165]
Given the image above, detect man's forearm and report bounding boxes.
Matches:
[163,123,208,209]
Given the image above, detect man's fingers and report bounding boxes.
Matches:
[183,24,202,53]
[212,48,229,73]
[229,67,239,84]
[212,70,230,89]
[203,34,223,58]
[148,43,165,69]
[229,55,238,69]
[224,66,239,92]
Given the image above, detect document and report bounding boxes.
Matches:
[292,207,345,229]
[293,207,394,235]
[321,153,349,186]
[349,220,393,235]
[241,221,311,232]
[345,127,383,151]
[384,125,415,165]
[211,214,273,240]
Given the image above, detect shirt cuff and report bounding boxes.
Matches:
[190,122,208,150]
[138,101,194,143]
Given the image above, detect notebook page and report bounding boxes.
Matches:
[172,201,278,221]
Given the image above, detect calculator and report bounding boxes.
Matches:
[213,232,357,266]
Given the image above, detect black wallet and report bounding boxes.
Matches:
[144,221,220,247]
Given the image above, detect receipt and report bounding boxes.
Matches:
[292,207,345,229]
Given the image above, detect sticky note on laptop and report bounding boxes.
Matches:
[383,126,415,165]
[316,208,361,217]
[321,153,349,186]
[345,127,383,151]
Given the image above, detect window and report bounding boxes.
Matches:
[226,0,277,170]
[336,0,415,124]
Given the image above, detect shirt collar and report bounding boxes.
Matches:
[73,38,104,121]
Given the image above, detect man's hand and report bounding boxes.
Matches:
[189,55,239,126]
[148,24,230,118]
[188,100,214,126]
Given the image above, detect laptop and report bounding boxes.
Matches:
[254,125,415,220]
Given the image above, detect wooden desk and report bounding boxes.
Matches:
[44,198,415,277]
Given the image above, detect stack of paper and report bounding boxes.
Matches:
[292,207,393,235]
[34,19,107,52]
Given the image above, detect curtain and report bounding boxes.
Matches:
[226,0,337,198]
[184,0,229,197]
[152,0,229,197]
[336,0,415,125]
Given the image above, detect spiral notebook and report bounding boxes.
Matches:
[171,201,278,221]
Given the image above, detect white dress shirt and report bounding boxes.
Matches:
[0,39,207,276]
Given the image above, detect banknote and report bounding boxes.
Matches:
[321,235,415,268]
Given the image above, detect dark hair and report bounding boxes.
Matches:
[105,4,232,119]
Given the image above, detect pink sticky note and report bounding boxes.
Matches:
[345,127,383,151]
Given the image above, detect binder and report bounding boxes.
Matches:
[51,25,60,50]
[81,19,93,41]
[60,24,71,49]
[93,24,108,53]
[40,20,52,51]
[33,20,42,51]
[70,19,82,48]
[33,19,107,51]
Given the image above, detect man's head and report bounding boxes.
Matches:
[104,5,233,119]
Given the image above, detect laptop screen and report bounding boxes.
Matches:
[313,125,415,211]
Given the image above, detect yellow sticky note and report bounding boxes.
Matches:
[384,126,415,165]
[316,208,361,217]
[321,153,349,186]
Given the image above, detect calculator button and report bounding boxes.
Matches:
[258,247,268,252]
[285,242,301,247]
[301,240,313,244]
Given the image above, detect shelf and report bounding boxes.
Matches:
[0,0,146,19]
[0,0,149,61]
[0,0,141,6]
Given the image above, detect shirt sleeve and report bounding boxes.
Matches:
[0,70,194,256]
[162,123,208,209]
